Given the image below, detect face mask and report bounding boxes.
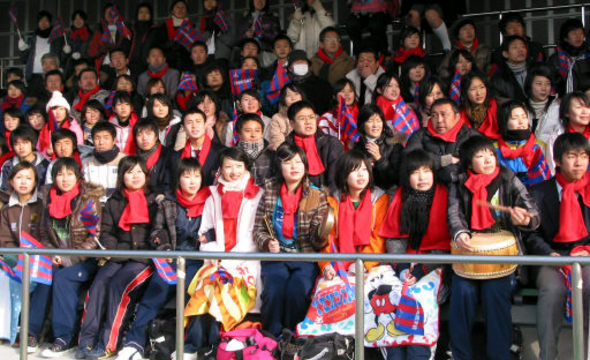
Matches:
[292,63,309,76]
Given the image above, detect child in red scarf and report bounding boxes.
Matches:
[320,150,389,280]
[447,136,539,360]
[318,78,359,149]
[108,91,139,155]
[388,27,426,73]
[36,158,104,357]
[0,80,32,121]
[253,143,329,337]
[119,157,211,360]
[78,156,159,359]
[2,107,25,152]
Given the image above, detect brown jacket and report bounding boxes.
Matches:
[0,190,44,248]
[310,51,356,86]
[39,181,105,267]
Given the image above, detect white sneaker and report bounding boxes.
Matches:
[115,346,142,360]
[170,350,197,360]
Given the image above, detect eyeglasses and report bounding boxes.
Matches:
[295,114,316,122]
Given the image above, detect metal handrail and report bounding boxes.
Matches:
[461,3,590,18]
[3,248,589,360]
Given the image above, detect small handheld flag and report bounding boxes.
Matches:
[230,107,239,146]
[391,98,420,137]
[560,266,573,323]
[49,16,65,43]
[337,97,359,142]
[80,200,100,238]
[229,69,258,96]
[104,91,116,117]
[8,7,17,25]
[101,20,114,45]
[152,258,177,285]
[178,72,198,92]
[253,15,263,39]
[266,63,291,104]
[15,231,52,285]
[108,5,132,40]
[213,8,229,34]
[449,71,461,105]
[174,21,202,51]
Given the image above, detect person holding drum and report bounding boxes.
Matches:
[527,132,590,360]
[320,150,389,282]
[380,149,452,360]
[447,135,540,360]
[252,143,330,337]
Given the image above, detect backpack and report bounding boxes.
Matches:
[147,315,176,360]
[278,330,354,360]
[216,328,278,360]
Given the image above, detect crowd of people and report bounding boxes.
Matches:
[0,0,589,359]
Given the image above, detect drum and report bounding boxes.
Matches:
[451,230,519,280]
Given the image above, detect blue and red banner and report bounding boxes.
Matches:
[174,21,203,51]
[449,71,461,105]
[8,7,18,26]
[391,98,420,137]
[152,258,177,285]
[213,8,229,34]
[229,69,258,96]
[394,283,425,335]
[49,16,65,43]
[266,63,290,104]
[80,200,100,238]
[15,231,52,285]
[338,97,359,142]
[178,72,198,92]
[108,5,132,40]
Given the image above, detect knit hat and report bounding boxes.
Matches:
[46,91,71,112]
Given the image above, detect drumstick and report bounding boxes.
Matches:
[476,200,534,217]
[263,214,276,239]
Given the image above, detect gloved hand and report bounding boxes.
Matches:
[63,44,72,54]
[18,38,29,51]
[72,51,81,60]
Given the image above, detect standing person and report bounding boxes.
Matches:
[253,143,329,336]
[37,158,104,358]
[129,3,159,76]
[548,19,590,95]
[526,133,590,360]
[198,0,233,63]
[18,11,64,94]
[287,0,335,59]
[236,0,281,67]
[78,156,159,360]
[63,10,93,76]
[447,136,539,360]
[115,158,208,360]
[346,0,393,56]
[158,0,194,71]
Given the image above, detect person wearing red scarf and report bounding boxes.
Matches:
[388,27,426,71]
[310,27,355,86]
[178,109,224,186]
[117,157,212,358]
[527,132,590,360]
[448,135,539,360]
[137,47,181,98]
[134,119,174,194]
[286,100,344,190]
[77,156,158,359]
[495,101,550,186]
[71,69,108,120]
[320,151,388,281]
[35,157,105,357]
[379,149,450,358]
[108,91,139,155]
[451,18,490,74]
[252,143,329,336]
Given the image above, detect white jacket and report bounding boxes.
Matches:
[346,66,386,105]
[287,1,335,59]
[198,175,264,312]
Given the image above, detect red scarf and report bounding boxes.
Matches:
[148,64,169,78]
[380,185,451,253]
[73,151,82,167]
[74,86,101,112]
[376,95,402,124]
[118,188,150,231]
[145,143,162,171]
[427,116,464,142]
[176,91,194,111]
[1,94,24,112]
[457,37,480,52]
[48,182,80,219]
[4,131,11,151]
[568,124,590,140]
[464,166,500,230]
[337,190,372,253]
[294,135,325,176]
[554,172,590,243]
[317,46,343,65]
[461,98,500,139]
[391,46,426,63]
[497,133,539,169]
[180,135,212,167]
[279,183,302,239]
[113,112,139,155]
[217,177,260,251]
[165,17,189,40]
[176,187,211,218]
[70,26,90,41]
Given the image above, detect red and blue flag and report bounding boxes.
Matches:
[449,71,461,105]
[49,16,65,43]
[174,21,203,51]
[391,98,420,137]
[338,97,359,142]
[230,107,239,146]
[394,283,425,335]
[15,231,52,285]
[0,258,19,282]
[101,20,114,45]
[104,91,116,117]
[8,7,17,26]
[80,200,100,238]
[213,8,229,34]
[178,72,198,92]
[253,15,263,39]
[560,266,573,323]
[229,69,258,96]
[266,63,290,104]
[152,258,177,285]
[108,5,132,40]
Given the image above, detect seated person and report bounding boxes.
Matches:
[0,126,48,190]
